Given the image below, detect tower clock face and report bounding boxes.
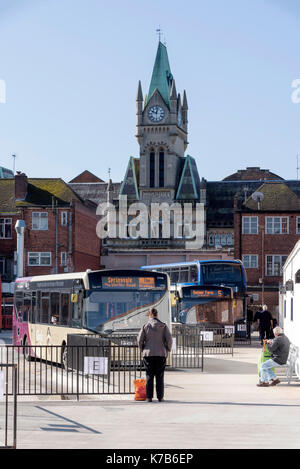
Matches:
[148,106,165,123]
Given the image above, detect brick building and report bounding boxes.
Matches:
[234,180,300,317]
[0,172,101,287]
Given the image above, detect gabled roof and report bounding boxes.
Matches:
[0,178,82,212]
[223,167,283,181]
[69,170,104,183]
[176,155,200,200]
[119,157,139,200]
[245,182,300,211]
[146,41,173,109]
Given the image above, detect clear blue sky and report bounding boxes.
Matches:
[0,0,300,183]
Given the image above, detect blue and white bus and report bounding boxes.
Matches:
[141,260,247,325]
[141,260,246,294]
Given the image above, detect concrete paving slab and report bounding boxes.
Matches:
[0,344,299,449]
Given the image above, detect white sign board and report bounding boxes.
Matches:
[84,357,108,375]
[172,338,177,352]
[225,326,235,335]
[237,324,247,332]
[200,331,214,342]
[0,371,4,399]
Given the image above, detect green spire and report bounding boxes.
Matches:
[147,41,173,109]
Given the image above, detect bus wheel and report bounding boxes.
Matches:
[23,336,32,361]
[61,343,68,370]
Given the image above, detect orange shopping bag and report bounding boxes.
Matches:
[133,378,146,401]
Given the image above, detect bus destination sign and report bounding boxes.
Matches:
[102,276,155,290]
[187,288,232,299]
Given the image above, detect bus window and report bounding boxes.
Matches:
[41,292,50,324]
[61,293,70,325]
[31,292,36,324]
[179,268,189,284]
[15,291,23,319]
[72,291,83,328]
[190,265,198,283]
[36,291,41,323]
[23,292,31,322]
[170,269,179,283]
[50,292,60,325]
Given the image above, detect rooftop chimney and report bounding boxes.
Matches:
[15,171,28,200]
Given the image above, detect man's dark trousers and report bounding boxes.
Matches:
[143,356,166,400]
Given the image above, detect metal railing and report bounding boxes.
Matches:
[0,344,143,398]
[0,364,17,449]
[172,324,234,356]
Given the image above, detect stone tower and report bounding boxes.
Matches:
[136,41,188,202]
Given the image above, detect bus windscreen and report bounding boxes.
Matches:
[85,271,168,331]
[201,264,243,290]
[85,289,166,332]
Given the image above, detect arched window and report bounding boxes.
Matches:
[221,234,227,245]
[149,148,155,188]
[295,269,300,283]
[159,148,164,188]
[208,234,214,246]
[227,234,233,245]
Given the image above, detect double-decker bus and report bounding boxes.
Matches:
[13,269,170,361]
[141,260,247,325]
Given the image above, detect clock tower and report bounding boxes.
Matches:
[136,41,188,201]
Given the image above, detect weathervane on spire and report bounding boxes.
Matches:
[156,26,163,42]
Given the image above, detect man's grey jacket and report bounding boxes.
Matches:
[266,333,290,365]
[138,318,173,358]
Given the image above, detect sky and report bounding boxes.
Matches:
[0,0,300,183]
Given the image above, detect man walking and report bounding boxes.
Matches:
[138,308,173,402]
[257,326,290,387]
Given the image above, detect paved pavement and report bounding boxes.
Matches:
[1,340,300,450]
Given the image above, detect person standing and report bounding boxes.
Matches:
[258,304,273,345]
[253,306,263,324]
[137,308,173,402]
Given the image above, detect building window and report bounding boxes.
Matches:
[159,150,164,188]
[221,234,227,245]
[243,255,258,269]
[266,217,289,234]
[296,217,300,234]
[149,150,155,188]
[227,234,233,245]
[0,218,12,238]
[208,234,214,246]
[266,255,288,276]
[28,252,51,266]
[61,252,67,266]
[61,211,68,226]
[208,233,233,246]
[0,257,5,275]
[32,212,48,230]
[291,298,294,322]
[215,234,221,246]
[242,217,258,234]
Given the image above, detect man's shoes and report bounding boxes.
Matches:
[158,398,164,402]
[146,398,152,402]
[257,382,269,387]
[269,378,280,386]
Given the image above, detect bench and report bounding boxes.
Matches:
[275,344,299,384]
